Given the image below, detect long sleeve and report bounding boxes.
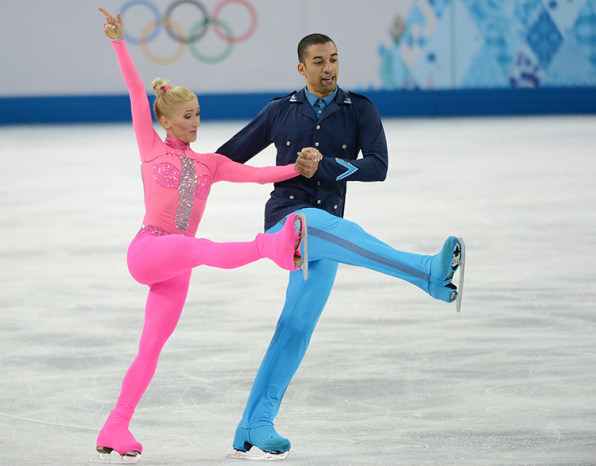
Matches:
[211,154,298,184]
[110,39,158,161]
[314,101,388,184]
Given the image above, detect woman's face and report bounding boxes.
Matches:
[164,97,200,143]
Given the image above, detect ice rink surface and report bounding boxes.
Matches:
[1,116,595,465]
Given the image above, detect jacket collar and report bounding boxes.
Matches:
[290,87,351,105]
[290,87,351,121]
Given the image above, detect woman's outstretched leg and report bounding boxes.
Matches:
[128,215,304,286]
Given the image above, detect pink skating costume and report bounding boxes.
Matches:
[96,39,301,457]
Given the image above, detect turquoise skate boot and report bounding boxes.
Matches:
[428,236,465,311]
[227,425,291,460]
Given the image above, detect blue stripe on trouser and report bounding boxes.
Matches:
[238,208,433,428]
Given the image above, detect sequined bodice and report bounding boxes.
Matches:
[152,137,197,232]
[142,140,214,235]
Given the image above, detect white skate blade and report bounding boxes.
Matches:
[455,237,466,313]
[89,450,141,464]
[227,450,289,461]
[294,213,308,281]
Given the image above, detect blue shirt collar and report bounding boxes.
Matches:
[304,87,338,108]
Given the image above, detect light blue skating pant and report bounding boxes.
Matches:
[238,207,435,429]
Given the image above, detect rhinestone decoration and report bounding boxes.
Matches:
[194,174,211,200]
[140,224,172,236]
[154,162,181,190]
[165,136,191,151]
[175,157,197,231]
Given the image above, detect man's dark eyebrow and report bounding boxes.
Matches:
[312,52,339,60]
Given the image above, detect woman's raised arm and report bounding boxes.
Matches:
[99,7,158,160]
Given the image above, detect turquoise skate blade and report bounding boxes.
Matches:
[226,450,289,461]
[455,237,466,313]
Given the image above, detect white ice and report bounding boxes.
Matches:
[1,116,595,465]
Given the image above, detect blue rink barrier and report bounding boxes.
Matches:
[1,87,596,125]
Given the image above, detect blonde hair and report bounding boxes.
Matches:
[151,77,197,121]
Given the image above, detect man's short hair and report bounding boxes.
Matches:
[297,33,335,63]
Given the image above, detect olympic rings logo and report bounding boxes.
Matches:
[120,0,258,65]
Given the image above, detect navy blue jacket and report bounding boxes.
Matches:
[217,87,388,230]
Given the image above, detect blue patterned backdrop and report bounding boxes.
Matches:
[378,0,596,90]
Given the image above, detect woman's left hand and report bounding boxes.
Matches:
[99,7,124,40]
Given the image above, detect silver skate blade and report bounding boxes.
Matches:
[455,237,466,313]
[294,213,308,281]
[89,450,141,464]
[226,450,289,461]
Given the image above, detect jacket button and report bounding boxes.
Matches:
[286,141,291,146]
[317,181,321,186]
[317,200,322,205]
[342,144,347,149]
[315,142,319,147]
[289,195,294,199]
[316,125,320,130]
[334,204,338,209]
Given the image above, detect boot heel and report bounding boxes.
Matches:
[96,446,113,454]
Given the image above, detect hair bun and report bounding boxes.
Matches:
[151,77,172,96]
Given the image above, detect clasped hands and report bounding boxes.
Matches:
[295,147,322,178]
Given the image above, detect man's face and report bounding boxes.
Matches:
[297,41,339,98]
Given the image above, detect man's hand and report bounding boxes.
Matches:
[298,147,323,161]
[295,147,322,178]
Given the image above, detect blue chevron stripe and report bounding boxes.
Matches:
[335,158,358,181]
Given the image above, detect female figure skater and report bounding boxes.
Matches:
[95,8,308,460]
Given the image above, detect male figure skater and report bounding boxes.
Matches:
[217,33,463,459]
